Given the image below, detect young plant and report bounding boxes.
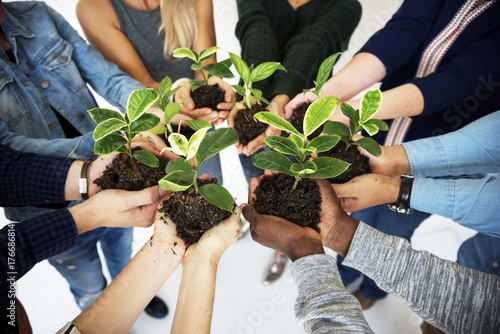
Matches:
[228,52,286,110]
[173,46,234,91]
[304,52,341,99]
[252,96,351,190]
[322,89,388,156]
[88,88,161,174]
[159,126,238,212]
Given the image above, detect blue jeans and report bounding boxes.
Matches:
[198,153,223,184]
[337,204,430,300]
[48,227,133,310]
[457,233,500,278]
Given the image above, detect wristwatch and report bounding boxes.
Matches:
[388,173,414,214]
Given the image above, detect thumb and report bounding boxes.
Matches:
[240,203,261,226]
[330,182,351,198]
[123,186,168,209]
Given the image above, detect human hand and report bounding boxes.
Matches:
[207,76,236,126]
[284,90,317,120]
[152,201,187,259]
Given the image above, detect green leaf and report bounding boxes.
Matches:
[361,122,379,136]
[260,96,270,106]
[307,135,341,153]
[290,161,317,175]
[301,147,317,156]
[322,121,350,138]
[290,133,305,148]
[352,137,382,157]
[187,127,210,160]
[165,158,193,173]
[88,108,125,124]
[93,118,127,141]
[190,79,205,91]
[219,58,232,68]
[127,89,159,122]
[159,76,172,97]
[304,96,339,137]
[184,120,212,131]
[164,86,181,103]
[173,47,198,62]
[340,102,358,123]
[195,127,238,166]
[360,89,382,123]
[133,150,159,167]
[203,62,235,79]
[94,134,127,155]
[198,46,221,63]
[315,53,340,91]
[232,85,245,98]
[159,171,196,191]
[199,184,234,212]
[168,133,189,157]
[130,113,160,133]
[254,112,301,137]
[250,62,285,83]
[252,151,294,176]
[264,136,300,156]
[117,146,129,155]
[228,52,250,84]
[250,88,263,104]
[365,118,389,131]
[154,96,166,110]
[164,103,182,125]
[191,63,203,71]
[303,156,350,179]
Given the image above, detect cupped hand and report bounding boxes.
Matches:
[152,200,187,259]
[174,81,219,122]
[284,90,317,120]
[207,76,236,125]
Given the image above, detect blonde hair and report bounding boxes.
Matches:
[159,0,198,58]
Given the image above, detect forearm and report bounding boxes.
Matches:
[343,222,500,333]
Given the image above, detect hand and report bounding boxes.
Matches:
[284,90,317,120]
[69,186,169,234]
[331,174,400,213]
[243,176,324,261]
[152,201,187,259]
[207,76,236,126]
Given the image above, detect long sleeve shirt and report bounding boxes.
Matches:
[292,222,500,334]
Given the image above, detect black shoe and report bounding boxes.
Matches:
[144,296,168,318]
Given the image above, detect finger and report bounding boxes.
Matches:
[122,186,168,209]
[170,113,194,125]
[183,107,214,118]
[243,133,267,156]
[193,111,220,122]
[240,203,260,227]
[199,173,210,181]
[216,110,229,120]
[248,177,261,205]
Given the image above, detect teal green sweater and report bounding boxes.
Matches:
[235,0,362,100]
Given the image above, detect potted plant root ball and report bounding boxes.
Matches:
[251,96,350,231]
[157,126,238,246]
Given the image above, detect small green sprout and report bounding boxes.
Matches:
[304,52,341,99]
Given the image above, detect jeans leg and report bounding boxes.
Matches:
[48,227,108,310]
[100,227,133,279]
[239,147,267,184]
[457,233,500,278]
[198,153,223,184]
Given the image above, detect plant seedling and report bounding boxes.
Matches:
[88,88,161,176]
[304,52,341,99]
[322,89,388,156]
[252,96,351,190]
[228,52,286,110]
[159,126,238,212]
[173,46,235,91]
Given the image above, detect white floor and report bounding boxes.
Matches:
[3,0,478,333]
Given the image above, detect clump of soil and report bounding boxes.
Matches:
[318,140,371,184]
[233,103,269,146]
[160,123,196,141]
[253,174,322,233]
[94,151,169,191]
[158,178,233,246]
[290,102,323,140]
[191,84,225,111]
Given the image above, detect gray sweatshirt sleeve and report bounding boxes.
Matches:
[291,255,374,333]
[343,222,500,334]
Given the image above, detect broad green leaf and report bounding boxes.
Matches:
[307,135,341,153]
[154,96,166,110]
[133,150,159,167]
[199,184,234,212]
[184,120,211,131]
[254,112,301,137]
[228,52,250,84]
[264,136,300,156]
[159,171,196,191]
[252,151,294,176]
[360,89,382,123]
[250,88,263,104]
[164,103,182,125]
[127,89,159,122]
[93,118,127,141]
[94,134,127,155]
[250,62,286,83]
[173,47,198,62]
[361,122,379,136]
[191,63,202,71]
[322,121,351,138]
[315,53,340,90]
[88,108,125,124]
[163,86,181,103]
[365,118,389,131]
[219,58,232,68]
[187,127,210,160]
[190,79,205,91]
[168,133,189,157]
[196,127,238,166]
[159,76,172,97]
[165,158,193,173]
[289,132,305,148]
[304,96,339,137]
[232,85,245,98]
[149,125,167,135]
[352,137,382,157]
[117,146,129,155]
[340,102,358,123]
[130,113,160,133]
[198,46,221,63]
[203,62,235,79]
[303,156,350,179]
[290,161,317,175]
[301,147,317,156]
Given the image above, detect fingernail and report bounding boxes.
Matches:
[158,187,168,198]
[205,109,213,115]
[187,102,193,109]
[226,96,232,103]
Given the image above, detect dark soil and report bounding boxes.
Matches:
[233,103,269,146]
[191,83,225,111]
[253,174,322,233]
[290,102,324,140]
[159,123,196,141]
[158,178,233,247]
[318,140,371,184]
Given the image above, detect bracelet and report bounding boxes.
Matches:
[388,174,414,214]
[79,159,93,200]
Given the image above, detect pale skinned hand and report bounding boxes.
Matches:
[152,201,187,259]
[284,90,317,120]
